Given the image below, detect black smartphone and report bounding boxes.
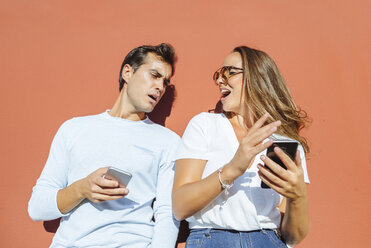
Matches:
[261,141,298,189]
[104,166,132,188]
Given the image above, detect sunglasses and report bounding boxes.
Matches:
[213,66,244,85]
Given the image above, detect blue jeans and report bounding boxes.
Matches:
[185,228,288,248]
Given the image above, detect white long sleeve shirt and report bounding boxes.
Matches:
[28,111,180,248]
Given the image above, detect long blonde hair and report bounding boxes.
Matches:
[233,46,310,153]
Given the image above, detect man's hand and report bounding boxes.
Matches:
[57,167,129,214]
[80,167,129,203]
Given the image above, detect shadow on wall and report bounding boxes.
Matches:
[148,84,176,126]
[209,100,223,114]
[43,218,190,247]
[43,219,60,233]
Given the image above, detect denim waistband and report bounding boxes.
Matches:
[190,228,282,239]
[187,228,286,248]
[191,228,278,233]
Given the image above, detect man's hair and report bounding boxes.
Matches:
[118,43,176,91]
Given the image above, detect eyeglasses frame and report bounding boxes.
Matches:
[213,66,244,85]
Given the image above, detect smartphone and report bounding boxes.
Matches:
[104,166,132,187]
[261,141,298,189]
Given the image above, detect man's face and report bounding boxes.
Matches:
[123,53,172,114]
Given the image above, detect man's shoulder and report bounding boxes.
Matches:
[56,112,105,136]
[62,112,104,126]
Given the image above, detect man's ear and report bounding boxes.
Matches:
[121,64,133,84]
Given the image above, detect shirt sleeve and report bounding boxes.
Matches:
[151,136,180,248]
[174,113,209,161]
[28,120,72,221]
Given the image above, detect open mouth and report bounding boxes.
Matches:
[220,89,231,101]
[148,94,158,103]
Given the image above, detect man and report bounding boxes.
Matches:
[28,43,180,247]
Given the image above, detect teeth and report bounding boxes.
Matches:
[221,89,230,93]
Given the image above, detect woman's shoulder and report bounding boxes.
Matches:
[185,112,226,132]
[190,112,225,122]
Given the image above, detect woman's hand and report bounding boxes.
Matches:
[257,147,310,246]
[257,147,307,201]
[228,113,281,175]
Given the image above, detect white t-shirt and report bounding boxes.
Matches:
[175,112,309,231]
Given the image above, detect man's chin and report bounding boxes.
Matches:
[141,106,156,114]
[136,102,158,114]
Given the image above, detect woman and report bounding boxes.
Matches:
[172,46,310,247]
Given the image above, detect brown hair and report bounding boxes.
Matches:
[119,43,176,91]
[233,46,310,153]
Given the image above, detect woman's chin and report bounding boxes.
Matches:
[222,104,235,113]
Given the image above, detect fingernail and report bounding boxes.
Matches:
[257,164,262,169]
[274,146,281,152]
[260,155,266,160]
[271,126,277,132]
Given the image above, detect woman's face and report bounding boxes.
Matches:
[215,52,245,114]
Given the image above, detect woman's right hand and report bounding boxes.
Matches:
[229,113,281,174]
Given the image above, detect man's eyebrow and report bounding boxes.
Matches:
[150,69,163,77]
[150,69,170,83]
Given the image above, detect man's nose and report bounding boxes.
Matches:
[154,79,164,92]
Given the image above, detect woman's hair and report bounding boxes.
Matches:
[233,46,310,153]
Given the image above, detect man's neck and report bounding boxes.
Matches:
[109,90,146,121]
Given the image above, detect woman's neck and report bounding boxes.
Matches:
[227,113,249,142]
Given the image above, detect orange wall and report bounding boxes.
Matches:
[1,1,370,247]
